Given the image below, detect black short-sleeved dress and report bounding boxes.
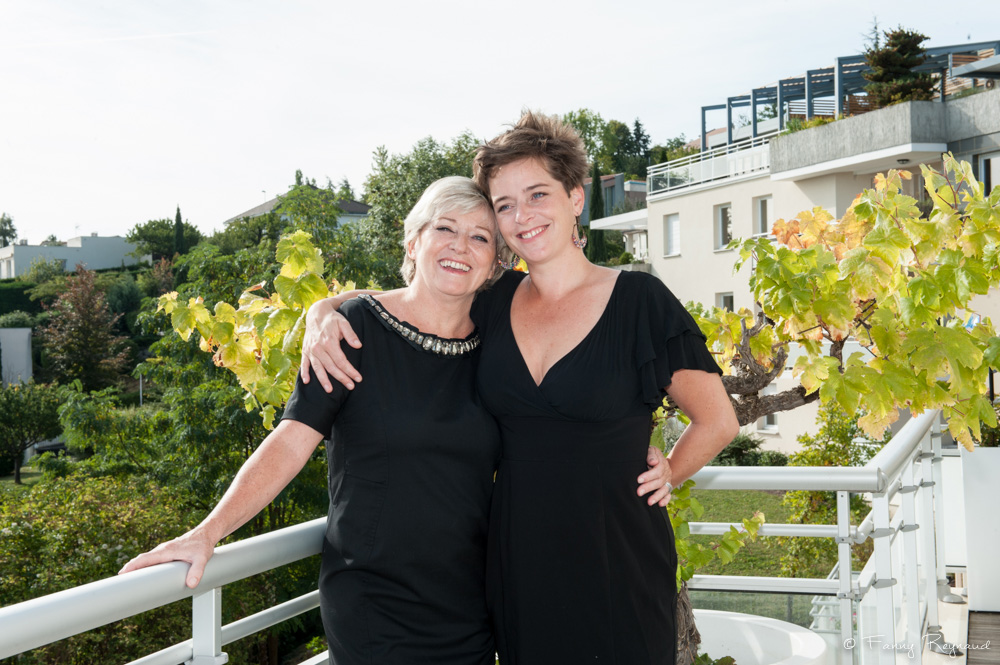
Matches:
[472,270,722,665]
[282,295,501,665]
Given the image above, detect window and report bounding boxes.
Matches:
[982,152,1000,192]
[716,292,734,312]
[664,214,680,256]
[758,384,778,431]
[754,196,772,237]
[715,204,733,249]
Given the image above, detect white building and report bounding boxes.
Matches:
[0,234,149,280]
[595,41,1000,452]
[0,327,32,386]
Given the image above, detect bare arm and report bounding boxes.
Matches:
[664,369,739,486]
[300,290,377,392]
[118,420,324,588]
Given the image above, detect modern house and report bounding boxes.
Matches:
[593,40,1000,451]
[0,234,149,279]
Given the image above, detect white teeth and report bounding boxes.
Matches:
[440,260,470,272]
[520,226,545,239]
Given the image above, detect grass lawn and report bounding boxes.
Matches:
[687,489,836,579]
[0,465,43,495]
[685,489,836,627]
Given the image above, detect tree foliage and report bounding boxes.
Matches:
[689,155,1000,450]
[0,212,15,248]
[38,265,130,391]
[127,217,203,261]
[158,231,354,429]
[777,403,886,576]
[863,27,936,107]
[0,474,195,664]
[0,381,62,484]
[561,110,652,178]
[19,256,64,285]
[586,162,609,263]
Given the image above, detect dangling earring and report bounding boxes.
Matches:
[572,216,588,250]
[498,254,520,270]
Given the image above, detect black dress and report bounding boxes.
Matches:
[283,295,501,665]
[473,270,722,665]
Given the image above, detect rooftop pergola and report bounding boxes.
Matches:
[701,40,1000,151]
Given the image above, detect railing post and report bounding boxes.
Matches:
[870,488,896,665]
[188,588,228,665]
[918,427,940,635]
[924,418,962,656]
[836,490,855,665]
[900,454,921,662]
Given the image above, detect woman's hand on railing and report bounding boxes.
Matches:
[118,528,217,589]
[638,445,673,507]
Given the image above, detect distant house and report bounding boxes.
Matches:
[0,234,149,280]
[224,188,371,228]
[580,173,646,226]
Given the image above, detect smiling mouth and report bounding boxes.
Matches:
[439,260,471,272]
[518,225,547,240]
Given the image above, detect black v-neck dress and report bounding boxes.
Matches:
[472,270,722,665]
[283,295,501,665]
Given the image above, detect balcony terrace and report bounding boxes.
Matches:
[1,410,995,665]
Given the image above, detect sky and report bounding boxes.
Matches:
[2,1,999,245]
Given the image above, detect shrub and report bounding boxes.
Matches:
[0,309,35,328]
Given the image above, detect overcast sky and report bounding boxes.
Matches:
[2,1,998,245]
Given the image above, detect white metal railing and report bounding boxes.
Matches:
[0,518,328,665]
[647,132,776,196]
[0,410,960,665]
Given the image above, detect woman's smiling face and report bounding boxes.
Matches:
[409,205,498,298]
[488,157,584,266]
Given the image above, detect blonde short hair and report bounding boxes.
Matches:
[400,176,514,288]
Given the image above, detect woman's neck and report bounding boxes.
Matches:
[380,283,476,339]
[522,249,600,301]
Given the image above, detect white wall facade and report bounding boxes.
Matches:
[0,328,33,386]
[0,235,149,278]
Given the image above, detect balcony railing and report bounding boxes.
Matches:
[0,409,962,665]
[648,132,776,197]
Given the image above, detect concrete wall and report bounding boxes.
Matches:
[771,88,1000,176]
[0,235,149,278]
[771,101,948,173]
[0,328,32,386]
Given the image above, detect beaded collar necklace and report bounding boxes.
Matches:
[359,293,480,356]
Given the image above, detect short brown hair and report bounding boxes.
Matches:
[473,111,589,199]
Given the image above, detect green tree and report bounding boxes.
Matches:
[562,108,608,165]
[334,177,356,202]
[18,256,64,284]
[0,474,195,664]
[38,265,130,391]
[173,206,186,255]
[127,218,203,261]
[0,212,15,248]
[273,181,342,253]
[777,403,886,576]
[0,381,62,484]
[210,212,289,255]
[586,162,609,263]
[863,27,936,107]
[650,135,698,165]
[361,132,479,287]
